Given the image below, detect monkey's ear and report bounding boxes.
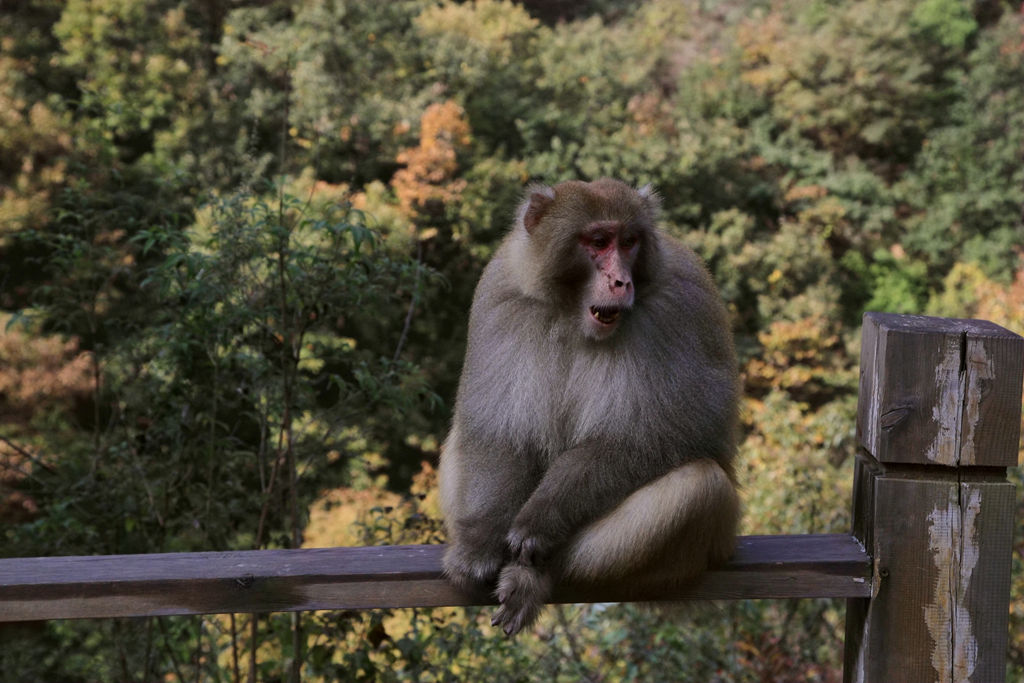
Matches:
[519,185,556,235]
[637,183,662,213]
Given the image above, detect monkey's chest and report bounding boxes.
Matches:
[467,310,677,452]
[502,348,649,454]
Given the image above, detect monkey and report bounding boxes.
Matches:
[439,178,740,636]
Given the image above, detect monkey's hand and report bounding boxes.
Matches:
[492,563,552,637]
[442,541,503,598]
[506,508,562,568]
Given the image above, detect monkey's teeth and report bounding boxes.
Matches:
[590,306,621,325]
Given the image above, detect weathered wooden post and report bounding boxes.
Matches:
[844,313,1023,683]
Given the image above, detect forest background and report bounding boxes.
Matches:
[1,0,1023,680]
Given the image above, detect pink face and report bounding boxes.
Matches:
[578,221,641,339]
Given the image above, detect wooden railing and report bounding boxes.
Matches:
[1,313,1021,683]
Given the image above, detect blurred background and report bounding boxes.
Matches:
[1,0,1022,679]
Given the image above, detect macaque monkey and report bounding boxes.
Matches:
[439,178,740,636]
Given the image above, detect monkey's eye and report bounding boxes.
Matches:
[620,234,640,250]
[581,232,611,251]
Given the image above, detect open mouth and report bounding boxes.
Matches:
[589,306,621,325]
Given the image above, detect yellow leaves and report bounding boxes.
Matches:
[780,182,849,242]
[410,459,441,519]
[305,459,441,548]
[243,38,274,58]
[94,228,126,245]
[738,391,854,537]
[735,1,942,162]
[740,65,781,90]
[746,357,813,392]
[929,260,1024,335]
[759,316,840,364]
[415,0,539,63]
[744,315,847,399]
[0,93,71,233]
[421,100,472,150]
[736,11,787,90]
[626,91,676,138]
[349,180,415,242]
[783,184,828,203]
[297,345,324,374]
[0,315,94,418]
[392,100,472,218]
[796,196,847,239]
[304,486,401,548]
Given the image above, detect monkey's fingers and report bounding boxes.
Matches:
[505,527,544,566]
[492,563,551,636]
[491,595,540,637]
[491,604,532,637]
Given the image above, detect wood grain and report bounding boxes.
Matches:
[0,535,870,622]
[845,472,1014,683]
[857,312,1023,467]
[846,313,1019,683]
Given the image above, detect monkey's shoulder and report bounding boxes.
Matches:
[651,236,718,290]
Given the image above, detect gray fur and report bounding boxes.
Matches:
[440,178,740,636]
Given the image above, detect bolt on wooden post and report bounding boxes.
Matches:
[844,313,1023,683]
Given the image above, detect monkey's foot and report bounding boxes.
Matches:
[492,563,552,636]
[442,543,502,597]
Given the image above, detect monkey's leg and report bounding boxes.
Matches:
[503,443,686,568]
[439,427,540,594]
[493,455,737,635]
[493,444,677,634]
[560,458,739,585]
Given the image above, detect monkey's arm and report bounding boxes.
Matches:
[505,443,684,568]
[491,443,692,635]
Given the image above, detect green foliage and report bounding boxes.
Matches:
[415,0,542,151]
[2,182,434,677]
[897,9,1024,280]
[911,0,978,50]
[52,0,211,178]
[840,249,930,314]
[1,0,1023,679]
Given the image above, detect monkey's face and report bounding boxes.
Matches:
[516,178,658,341]
[578,221,640,340]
